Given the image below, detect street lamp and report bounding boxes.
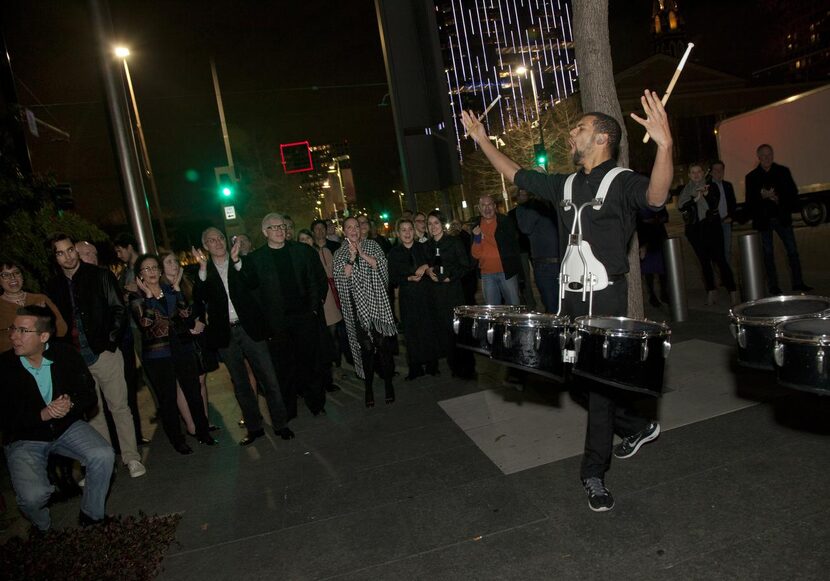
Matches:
[515,64,545,171]
[393,189,405,214]
[114,46,170,249]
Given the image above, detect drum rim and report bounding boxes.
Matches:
[729,294,830,326]
[775,316,830,345]
[453,305,528,318]
[573,315,671,338]
[493,311,570,327]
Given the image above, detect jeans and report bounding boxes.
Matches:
[481,272,521,306]
[5,421,114,531]
[87,348,140,464]
[759,220,805,291]
[533,261,561,313]
[219,325,288,431]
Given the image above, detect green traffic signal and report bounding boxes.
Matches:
[533,142,547,167]
[222,186,233,197]
[380,211,390,221]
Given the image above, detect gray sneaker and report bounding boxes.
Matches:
[614,422,660,459]
[583,477,614,512]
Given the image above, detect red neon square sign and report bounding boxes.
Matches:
[280,141,314,174]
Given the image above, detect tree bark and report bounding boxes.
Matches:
[572,0,644,319]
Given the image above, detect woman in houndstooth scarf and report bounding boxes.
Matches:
[333,217,398,407]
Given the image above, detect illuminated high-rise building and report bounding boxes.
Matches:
[435,0,578,156]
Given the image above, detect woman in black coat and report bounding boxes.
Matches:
[424,211,476,379]
[388,219,443,380]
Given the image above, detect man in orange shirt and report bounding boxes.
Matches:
[471,194,522,305]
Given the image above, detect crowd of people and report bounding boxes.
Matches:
[0,92,816,531]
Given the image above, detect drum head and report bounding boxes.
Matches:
[777,317,830,344]
[576,316,670,336]
[460,305,528,320]
[495,312,568,328]
[730,295,830,324]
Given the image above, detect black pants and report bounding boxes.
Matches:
[562,279,652,480]
[121,332,144,440]
[355,324,395,393]
[685,222,736,292]
[143,350,210,448]
[270,312,327,417]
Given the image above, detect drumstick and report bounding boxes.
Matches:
[642,43,694,144]
[464,95,502,138]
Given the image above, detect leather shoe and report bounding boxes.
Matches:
[325,383,341,392]
[276,426,295,440]
[174,442,194,455]
[239,429,265,446]
[79,511,115,527]
[197,436,218,446]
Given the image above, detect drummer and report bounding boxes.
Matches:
[461,90,673,512]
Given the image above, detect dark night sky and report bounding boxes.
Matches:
[3,0,780,241]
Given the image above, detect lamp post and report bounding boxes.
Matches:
[114,46,170,249]
[516,66,545,140]
[393,189,405,214]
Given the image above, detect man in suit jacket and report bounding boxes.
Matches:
[234,213,329,418]
[709,160,737,262]
[192,227,293,446]
[744,144,811,294]
[1,306,115,531]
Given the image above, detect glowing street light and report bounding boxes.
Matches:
[114,46,130,58]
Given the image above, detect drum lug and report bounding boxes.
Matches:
[504,329,512,349]
[774,342,784,367]
[640,339,649,362]
[602,337,609,359]
[818,347,826,376]
[572,334,582,362]
[559,330,568,351]
[662,339,672,358]
[472,320,478,336]
[534,329,542,351]
[736,325,746,349]
[486,326,494,345]
[453,316,460,335]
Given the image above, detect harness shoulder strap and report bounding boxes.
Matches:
[562,173,578,211]
[593,167,633,209]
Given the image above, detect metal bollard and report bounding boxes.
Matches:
[663,237,688,322]
[738,232,765,302]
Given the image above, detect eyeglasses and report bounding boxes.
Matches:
[140,265,160,272]
[265,224,287,231]
[7,326,39,335]
[0,270,23,280]
[55,247,77,258]
[204,236,225,244]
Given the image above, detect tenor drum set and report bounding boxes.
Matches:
[729,294,830,395]
[453,305,672,397]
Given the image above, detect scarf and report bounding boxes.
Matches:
[333,239,397,379]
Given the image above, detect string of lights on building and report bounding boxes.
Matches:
[435,0,579,159]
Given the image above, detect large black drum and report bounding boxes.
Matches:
[774,317,830,395]
[572,316,671,396]
[488,313,571,380]
[452,305,527,355]
[729,295,830,370]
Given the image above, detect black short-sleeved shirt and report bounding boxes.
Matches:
[514,159,655,276]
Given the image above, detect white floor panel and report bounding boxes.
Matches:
[439,339,770,475]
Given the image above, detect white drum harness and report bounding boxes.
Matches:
[556,167,632,317]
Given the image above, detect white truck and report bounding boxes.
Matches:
[715,84,830,226]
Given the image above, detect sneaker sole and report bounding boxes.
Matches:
[588,500,614,512]
[614,423,661,459]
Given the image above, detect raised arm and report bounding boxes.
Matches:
[460,110,522,183]
[630,90,674,207]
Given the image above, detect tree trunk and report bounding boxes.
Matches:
[572,0,644,319]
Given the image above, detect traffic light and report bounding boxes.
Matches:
[380,211,390,221]
[533,143,547,167]
[218,174,234,199]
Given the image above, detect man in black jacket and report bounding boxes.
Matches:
[745,144,811,294]
[46,234,145,478]
[1,306,115,531]
[235,213,329,417]
[709,160,737,262]
[192,227,293,445]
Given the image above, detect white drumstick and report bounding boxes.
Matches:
[464,95,502,138]
[643,43,694,144]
